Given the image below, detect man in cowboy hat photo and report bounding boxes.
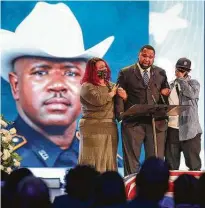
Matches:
[0,2,114,167]
[165,57,202,171]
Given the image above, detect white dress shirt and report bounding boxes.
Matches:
[168,82,181,129]
[137,63,151,78]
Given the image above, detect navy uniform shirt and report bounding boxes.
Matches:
[8,116,79,167]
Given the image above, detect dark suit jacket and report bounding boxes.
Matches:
[115,63,169,131]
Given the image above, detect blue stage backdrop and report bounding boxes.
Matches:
[1,1,149,168]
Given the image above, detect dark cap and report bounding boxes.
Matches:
[176,58,191,72]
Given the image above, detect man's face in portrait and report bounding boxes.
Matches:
[138,48,155,69]
[9,57,86,128]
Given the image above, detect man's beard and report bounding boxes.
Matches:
[139,63,151,70]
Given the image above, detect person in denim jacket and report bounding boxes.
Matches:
[165,58,202,171]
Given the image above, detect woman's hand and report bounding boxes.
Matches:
[117,87,127,101]
[109,84,119,97]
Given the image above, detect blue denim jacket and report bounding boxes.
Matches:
[169,77,202,141]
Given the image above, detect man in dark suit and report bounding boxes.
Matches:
[116,45,170,176]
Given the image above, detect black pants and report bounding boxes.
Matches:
[165,127,201,170]
[122,122,166,176]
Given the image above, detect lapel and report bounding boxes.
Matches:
[132,64,147,89]
[132,64,155,88]
[148,66,156,86]
[132,63,143,80]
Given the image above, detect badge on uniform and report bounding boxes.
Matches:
[0,116,27,151]
[12,134,27,151]
[38,150,49,160]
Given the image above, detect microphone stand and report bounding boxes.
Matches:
[151,84,169,157]
[152,116,158,157]
[148,86,158,157]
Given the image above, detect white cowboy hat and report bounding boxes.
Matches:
[0,2,114,81]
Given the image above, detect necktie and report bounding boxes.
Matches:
[143,69,149,86]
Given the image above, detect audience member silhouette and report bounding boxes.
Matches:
[174,174,199,208]
[94,171,127,208]
[197,172,205,208]
[15,176,51,208]
[2,168,33,208]
[53,165,100,208]
[128,156,170,208]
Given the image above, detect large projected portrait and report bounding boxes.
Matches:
[1,1,149,167]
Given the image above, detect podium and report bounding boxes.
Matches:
[121,104,190,157]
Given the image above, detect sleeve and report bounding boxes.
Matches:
[115,70,126,121]
[176,78,200,99]
[160,70,170,90]
[80,83,112,107]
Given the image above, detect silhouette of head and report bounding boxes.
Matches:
[16,176,51,208]
[136,156,169,201]
[174,174,199,205]
[64,165,99,201]
[94,171,126,206]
